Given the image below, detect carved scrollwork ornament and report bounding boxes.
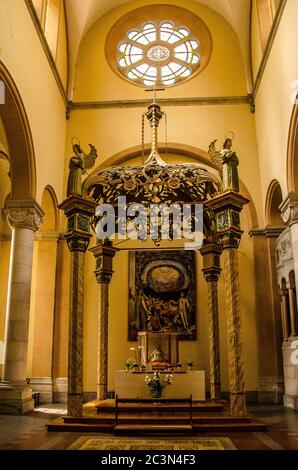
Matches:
[280,193,298,225]
[5,207,43,231]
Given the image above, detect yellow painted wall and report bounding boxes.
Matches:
[251,0,263,81]
[0,0,66,204]
[252,0,298,202]
[0,125,10,377]
[73,0,247,102]
[56,0,68,90]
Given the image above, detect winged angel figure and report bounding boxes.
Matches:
[67,141,97,197]
[208,139,223,173]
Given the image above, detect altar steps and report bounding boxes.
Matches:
[113,423,193,435]
[95,399,225,414]
[47,416,266,433]
[63,414,252,425]
[46,398,267,433]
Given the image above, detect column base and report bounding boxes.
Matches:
[0,382,34,414]
[29,377,53,404]
[67,393,83,416]
[230,392,246,417]
[258,377,284,404]
[97,384,107,400]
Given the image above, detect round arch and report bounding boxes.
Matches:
[84,142,258,228]
[0,61,36,199]
[40,185,60,232]
[265,179,285,226]
[287,102,298,193]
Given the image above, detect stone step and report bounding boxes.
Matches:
[113,424,193,435]
[63,415,251,425]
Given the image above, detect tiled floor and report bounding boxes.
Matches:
[0,404,297,450]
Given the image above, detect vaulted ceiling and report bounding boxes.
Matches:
[65,0,252,96]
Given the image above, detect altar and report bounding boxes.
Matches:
[115,370,205,401]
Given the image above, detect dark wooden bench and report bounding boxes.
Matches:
[114,395,193,434]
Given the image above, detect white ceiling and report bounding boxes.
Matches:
[64,0,252,97]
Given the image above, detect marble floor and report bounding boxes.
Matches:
[0,404,297,450]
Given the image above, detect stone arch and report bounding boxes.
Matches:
[84,142,258,229]
[265,179,285,226]
[0,61,36,199]
[287,103,298,193]
[40,185,60,232]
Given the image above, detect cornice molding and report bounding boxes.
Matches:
[253,0,288,99]
[69,96,251,114]
[24,0,67,106]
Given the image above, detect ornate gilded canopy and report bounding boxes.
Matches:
[85,103,222,207]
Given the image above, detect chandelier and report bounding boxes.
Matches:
[86,103,221,207]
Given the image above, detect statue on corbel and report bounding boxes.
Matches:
[67,138,98,197]
[208,132,239,193]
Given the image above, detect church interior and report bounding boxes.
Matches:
[0,0,298,453]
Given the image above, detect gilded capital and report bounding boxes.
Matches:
[95,271,113,284]
[280,192,298,225]
[5,200,44,231]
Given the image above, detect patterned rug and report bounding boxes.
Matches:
[67,436,237,451]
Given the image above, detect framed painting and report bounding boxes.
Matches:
[128,250,196,341]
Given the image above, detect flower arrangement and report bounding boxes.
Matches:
[145,371,172,399]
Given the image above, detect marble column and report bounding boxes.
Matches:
[59,196,95,416]
[0,199,43,414]
[201,243,222,400]
[222,244,246,416]
[280,287,290,341]
[205,191,249,417]
[288,288,297,337]
[90,242,118,400]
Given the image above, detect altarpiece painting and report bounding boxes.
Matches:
[128,250,196,341]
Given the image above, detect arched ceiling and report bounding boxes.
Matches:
[65,0,252,97]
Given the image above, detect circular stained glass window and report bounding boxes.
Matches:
[117,21,201,87]
[105,5,212,88]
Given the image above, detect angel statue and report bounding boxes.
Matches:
[208,133,239,193]
[67,139,97,197]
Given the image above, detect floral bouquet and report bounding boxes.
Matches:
[145,371,172,399]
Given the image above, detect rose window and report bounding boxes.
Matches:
[117,21,201,87]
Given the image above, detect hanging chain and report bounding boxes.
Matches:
[164,111,168,158]
[141,112,146,161]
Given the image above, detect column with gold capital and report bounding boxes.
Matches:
[200,242,222,400]
[205,191,249,416]
[89,241,118,400]
[59,195,96,416]
[0,199,43,414]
